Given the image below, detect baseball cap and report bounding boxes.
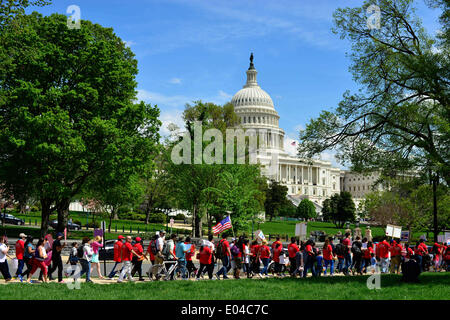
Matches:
[135,237,141,242]
[19,233,27,238]
[56,232,64,238]
[160,230,166,234]
[118,235,125,240]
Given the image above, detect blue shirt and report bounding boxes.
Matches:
[316,255,324,267]
[175,242,187,261]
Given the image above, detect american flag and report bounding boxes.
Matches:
[212,216,232,234]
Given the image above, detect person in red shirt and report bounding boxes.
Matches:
[250,240,260,276]
[184,237,197,277]
[432,243,442,272]
[288,237,299,276]
[303,240,317,278]
[258,240,271,277]
[272,237,282,251]
[342,233,352,274]
[389,240,402,274]
[196,245,213,279]
[108,235,124,279]
[14,233,26,280]
[377,238,391,273]
[131,237,147,281]
[118,236,142,283]
[414,239,428,272]
[272,242,282,276]
[362,241,374,274]
[322,239,334,276]
[216,234,232,280]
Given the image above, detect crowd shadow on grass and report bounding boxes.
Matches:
[261,272,450,289]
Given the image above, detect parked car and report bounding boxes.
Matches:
[49,219,81,231]
[0,213,25,225]
[98,240,116,260]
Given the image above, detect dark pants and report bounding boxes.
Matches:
[217,256,231,278]
[415,255,423,272]
[22,257,33,277]
[362,258,371,273]
[303,256,317,278]
[0,261,11,280]
[251,257,260,274]
[289,257,297,274]
[131,260,143,279]
[353,255,362,274]
[186,260,197,275]
[108,261,122,278]
[197,263,213,279]
[15,259,24,277]
[48,256,63,282]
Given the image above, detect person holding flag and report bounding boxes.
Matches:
[213,215,233,280]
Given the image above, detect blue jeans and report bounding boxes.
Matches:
[344,253,352,274]
[324,259,334,275]
[176,259,187,279]
[79,259,91,281]
[217,256,231,278]
[303,256,317,277]
[15,259,25,277]
[337,258,345,273]
[261,258,270,275]
[108,261,122,278]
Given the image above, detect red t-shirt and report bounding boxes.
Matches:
[146,240,155,261]
[250,244,259,256]
[363,246,373,259]
[113,240,123,262]
[305,244,314,256]
[133,243,143,255]
[378,241,390,258]
[343,238,351,253]
[287,243,299,258]
[199,246,212,265]
[185,243,195,261]
[15,239,25,260]
[391,243,402,257]
[272,247,281,263]
[259,245,270,259]
[220,240,230,257]
[323,244,333,260]
[417,243,428,256]
[121,242,133,261]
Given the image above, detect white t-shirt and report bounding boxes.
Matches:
[244,245,250,264]
[0,243,7,262]
[157,237,165,252]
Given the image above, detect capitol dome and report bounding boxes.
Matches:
[231,53,285,151]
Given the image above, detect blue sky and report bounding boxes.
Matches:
[28,0,441,167]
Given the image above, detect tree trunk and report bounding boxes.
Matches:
[40,198,53,237]
[432,175,438,243]
[56,198,70,233]
[108,208,115,233]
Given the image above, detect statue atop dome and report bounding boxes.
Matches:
[249,52,255,70]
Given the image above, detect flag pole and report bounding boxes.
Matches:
[229,215,235,238]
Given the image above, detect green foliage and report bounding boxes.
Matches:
[174,213,186,220]
[296,199,317,220]
[0,13,160,235]
[264,180,289,221]
[298,0,450,186]
[148,212,166,224]
[321,192,356,228]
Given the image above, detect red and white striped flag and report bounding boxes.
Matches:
[212,216,232,234]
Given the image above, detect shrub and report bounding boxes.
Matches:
[118,212,146,221]
[175,213,186,220]
[148,212,166,224]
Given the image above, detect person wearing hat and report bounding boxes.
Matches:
[131,236,147,281]
[48,232,65,283]
[153,230,166,280]
[14,233,27,280]
[108,235,124,279]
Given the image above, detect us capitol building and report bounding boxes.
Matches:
[231,54,383,213]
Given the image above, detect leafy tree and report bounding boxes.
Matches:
[264,180,289,221]
[0,13,160,235]
[322,192,356,228]
[296,198,317,220]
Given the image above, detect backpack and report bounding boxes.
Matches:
[351,242,362,255]
[150,239,158,255]
[77,245,84,259]
[162,241,170,259]
[231,244,240,257]
[335,243,345,256]
[215,240,224,259]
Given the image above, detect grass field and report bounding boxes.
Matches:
[1,273,449,300]
[258,220,436,242]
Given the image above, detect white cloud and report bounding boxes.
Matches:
[284,135,299,157]
[169,78,182,84]
[123,40,135,48]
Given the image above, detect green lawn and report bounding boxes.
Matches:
[1,273,449,300]
[258,220,437,243]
